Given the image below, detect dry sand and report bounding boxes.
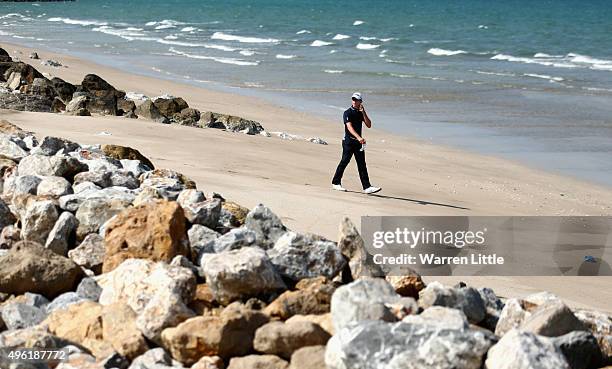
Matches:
[2,42,611,312]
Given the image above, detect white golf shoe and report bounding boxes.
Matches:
[332,184,347,192]
[363,186,382,194]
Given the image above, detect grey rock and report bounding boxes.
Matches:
[176,189,205,209]
[22,200,59,245]
[201,247,286,305]
[127,348,184,369]
[31,136,80,156]
[0,135,28,161]
[244,204,286,249]
[44,292,87,313]
[402,306,469,330]
[200,111,265,135]
[268,231,346,281]
[337,217,384,281]
[73,170,112,188]
[17,154,87,179]
[479,287,505,331]
[495,298,532,337]
[552,331,603,369]
[59,186,135,212]
[120,159,150,177]
[0,90,53,112]
[0,199,16,230]
[521,300,586,337]
[139,176,184,200]
[22,293,50,308]
[65,95,89,115]
[325,319,495,369]
[170,255,203,279]
[75,197,131,239]
[135,99,169,124]
[188,224,220,260]
[12,175,42,196]
[44,211,78,255]
[182,198,221,228]
[418,281,486,324]
[212,227,257,253]
[330,278,418,332]
[36,176,72,197]
[485,329,570,369]
[68,233,105,273]
[1,303,46,331]
[110,170,139,189]
[75,277,102,301]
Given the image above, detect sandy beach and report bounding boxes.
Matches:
[2,42,612,312]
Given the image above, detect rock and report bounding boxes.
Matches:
[0,47,11,62]
[37,176,73,197]
[45,211,78,255]
[68,233,105,273]
[76,277,102,301]
[4,62,45,89]
[227,355,288,369]
[101,144,155,170]
[32,136,80,156]
[170,255,203,279]
[191,356,224,369]
[0,225,20,249]
[109,170,139,189]
[11,175,42,196]
[65,95,90,115]
[268,231,346,282]
[485,329,570,369]
[135,99,169,123]
[210,227,257,253]
[0,135,28,161]
[402,306,469,330]
[51,77,76,103]
[51,96,66,112]
[418,281,486,324]
[289,345,326,369]
[264,277,336,320]
[102,302,149,360]
[44,292,87,313]
[286,314,334,336]
[385,274,425,300]
[244,204,286,249]
[59,186,135,213]
[17,154,87,179]
[153,97,189,117]
[307,137,328,145]
[222,201,249,227]
[140,176,184,200]
[177,189,206,208]
[76,197,131,240]
[188,224,220,260]
[338,217,384,280]
[254,321,330,360]
[330,278,417,331]
[29,52,39,59]
[172,107,200,126]
[80,74,124,116]
[1,302,47,330]
[201,112,265,135]
[0,198,16,230]
[495,298,533,336]
[140,168,196,188]
[127,348,184,369]
[161,303,269,363]
[120,159,150,177]
[201,247,286,305]
[117,98,136,116]
[102,200,189,273]
[182,198,222,228]
[521,300,586,337]
[0,89,54,112]
[42,59,63,67]
[325,319,495,369]
[137,293,196,344]
[574,309,612,362]
[479,287,505,331]
[552,331,603,369]
[21,199,59,245]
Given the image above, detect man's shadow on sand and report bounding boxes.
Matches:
[346,191,470,210]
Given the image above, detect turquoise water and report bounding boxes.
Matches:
[2,0,612,186]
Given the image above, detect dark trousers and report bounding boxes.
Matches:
[332,139,371,190]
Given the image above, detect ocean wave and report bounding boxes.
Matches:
[311,40,334,47]
[478,25,488,29]
[534,53,562,58]
[356,43,380,50]
[332,34,350,40]
[156,39,237,52]
[0,13,33,21]
[359,36,376,41]
[155,24,176,30]
[491,53,583,69]
[180,27,197,32]
[276,54,296,59]
[211,31,279,43]
[145,19,184,27]
[164,35,178,40]
[48,17,107,26]
[323,69,343,74]
[239,50,256,56]
[524,73,564,82]
[168,47,259,66]
[296,29,311,34]
[353,20,364,26]
[92,26,146,38]
[428,48,467,56]
[472,70,516,77]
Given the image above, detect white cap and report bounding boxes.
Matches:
[351,92,363,101]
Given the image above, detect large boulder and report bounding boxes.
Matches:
[101,144,154,170]
[17,154,88,180]
[32,136,80,156]
[65,94,91,116]
[172,107,200,126]
[37,176,73,197]
[182,198,222,228]
[485,329,570,369]
[45,211,78,255]
[244,204,287,249]
[227,355,288,369]
[418,281,486,324]
[68,233,105,274]
[201,247,286,305]
[153,96,188,117]
[253,321,330,360]
[574,309,612,363]
[21,199,59,245]
[3,62,45,89]
[51,77,76,103]
[0,134,28,161]
[325,319,495,369]
[0,241,84,298]
[552,331,603,369]
[0,89,54,112]
[267,231,346,282]
[289,345,326,369]
[102,200,189,273]
[264,277,336,319]
[521,300,586,337]
[200,111,265,135]
[338,217,384,281]
[102,302,149,360]
[75,197,132,240]
[135,99,169,123]
[0,198,16,230]
[80,74,125,115]
[0,47,11,62]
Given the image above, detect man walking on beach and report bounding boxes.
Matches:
[332,92,381,194]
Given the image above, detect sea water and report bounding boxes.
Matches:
[1,0,612,186]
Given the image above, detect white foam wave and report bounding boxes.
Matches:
[145,19,184,27]
[534,53,562,58]
[478,25,488,29]
[524,73,564,82]
[180,27,197,32]
[275,54,296,59]
[473,70,516,77]
[156,39,237,52]
[168,47,258,66]
[0,13,32,21]
[356,43,380,50]
[92,26,146,38]
[311,40,334,47]
[164,35,178,40]
[491,53,579,69]
[428,48,467,56]
[239,50,255,56]
[211,31,279,43]
[323,69,343,74]
[359,36,376,40]
[353,20,364,26]
[296,29,311,34]
[155,24,176,30]
[332,34,350,40]
[48,17,107,26]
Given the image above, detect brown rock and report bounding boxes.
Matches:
[0,241,83,299]
[521,300,586,337]
[102,200,189,273]
[153,97,188,117]
[285,314,334,336]
[117,98,136,115]
[227,355,288,369]
[289,345,326,369]
[253,321,330,360]
[386,273,426,299]
[101,144,154,170]
[222,201,250,227]
[264,277,335,320]
[189,284,219,315]
[139,168,196,189]
[160,303,269,363]
[101,302,149,360]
